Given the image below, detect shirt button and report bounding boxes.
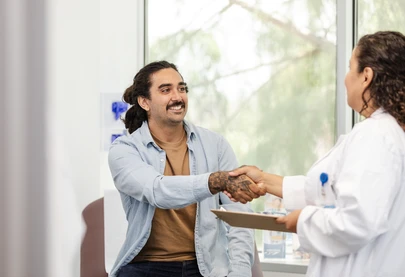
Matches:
[160,159,164,162]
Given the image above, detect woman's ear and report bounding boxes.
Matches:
[363,67,374,89]
[137,96,150,111]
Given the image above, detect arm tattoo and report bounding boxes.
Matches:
[208,171,228,194]
[208,171,254,195]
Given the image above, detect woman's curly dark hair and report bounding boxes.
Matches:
[356,31,405,129]
[122,61,180,134]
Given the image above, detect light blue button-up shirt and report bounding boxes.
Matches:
[108,120,254,277]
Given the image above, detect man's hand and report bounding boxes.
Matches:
[208,171,262,204]
[276,209,302,233]
[229,165,283,198]
[229,165,264,186]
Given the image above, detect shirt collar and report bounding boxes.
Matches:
[138,120,196,146]
[183,120,196,142]
[370,107,385,118]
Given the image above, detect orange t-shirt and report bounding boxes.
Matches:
[133,130,197,262]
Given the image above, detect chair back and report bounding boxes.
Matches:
[81,198,108,277]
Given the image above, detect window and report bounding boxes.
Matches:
[147,0,337,265]
[353,0,405,124]
[357,0,405,38]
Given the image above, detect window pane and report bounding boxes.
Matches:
[147,0,337,262]
[355,0,404,124]
[358,0,405,37]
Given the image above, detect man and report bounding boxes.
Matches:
[108,61,263,277]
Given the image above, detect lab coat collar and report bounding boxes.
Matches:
[370,108,385,118]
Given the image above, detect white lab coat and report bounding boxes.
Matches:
[283,109,405,277]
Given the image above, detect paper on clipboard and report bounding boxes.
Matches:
[211,209,293,233]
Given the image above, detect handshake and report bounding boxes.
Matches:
[209,166,298,232]
[208,165,269,204]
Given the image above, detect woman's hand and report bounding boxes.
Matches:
[229,165,264,185]
[208,171,262,203]
[229,165,284,198]
[276,209,302,233]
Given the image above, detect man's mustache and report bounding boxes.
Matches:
[166,101,185,110]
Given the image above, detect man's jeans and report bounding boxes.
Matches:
[118,260,204,277]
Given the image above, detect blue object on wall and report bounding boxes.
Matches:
[112,102,128,120]
[111,133,123,143]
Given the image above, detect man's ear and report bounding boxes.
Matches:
[137,96,150,111]
[363,67,374,89]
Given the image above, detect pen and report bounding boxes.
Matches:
[320,172,335,208]
[320,172,328,196]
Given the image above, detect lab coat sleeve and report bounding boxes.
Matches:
[282,175,307,210]
[218,136,255,277]
[108,139,212,209]
[297,129,401,258]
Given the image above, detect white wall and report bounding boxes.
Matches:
[46,0,100,275]
[47,0,100,213]
[47,0,144,213]
[99,0,144,193]
[46,0,143,275]
[100,0,143,94]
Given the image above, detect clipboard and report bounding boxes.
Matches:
[211,209,293,233]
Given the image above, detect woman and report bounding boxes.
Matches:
[230,31,405,276]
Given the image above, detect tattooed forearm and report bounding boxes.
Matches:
[208,171,255,195]
[208,171,228,194]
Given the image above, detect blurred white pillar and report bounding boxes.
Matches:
[336,0,355,137]
[0,0,48,276]
[1,0,99,275]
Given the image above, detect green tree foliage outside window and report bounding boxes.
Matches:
[358,0,405,39]
[147,0,337,256]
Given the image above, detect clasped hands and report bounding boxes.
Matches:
[208,165,267,204]
[208,165,301,233]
